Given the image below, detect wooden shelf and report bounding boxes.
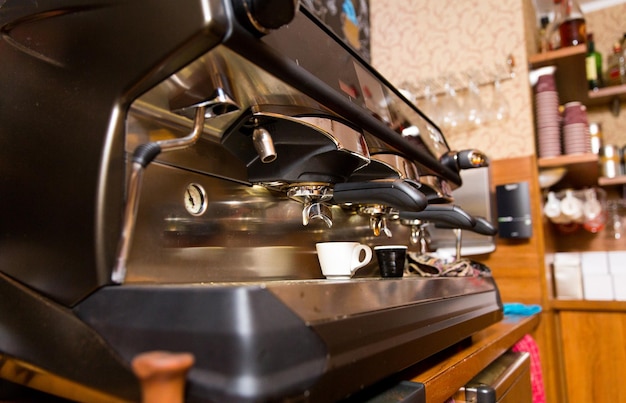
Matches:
[529,46,588,104]
[551,299,626,312]
[528,45,586,69]
[538,154,599,188]
[589,84,626,98]
[598,175,626,186]
[587,83,626,107]
[529,46,626,107]
[538,153,598,168]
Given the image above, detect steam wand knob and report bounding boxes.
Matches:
[441,149,489,173]
[233,0,300,35]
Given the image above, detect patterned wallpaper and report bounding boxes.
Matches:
[370,0,626,159]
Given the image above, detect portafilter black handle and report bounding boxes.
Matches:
[398,205,476,229]
[333,179,428,212]
[470,216,498,236]
[435,215,497,236]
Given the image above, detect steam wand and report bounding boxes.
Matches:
[453,228,463,261]
[433,215,497,261]
[112,106,207,283]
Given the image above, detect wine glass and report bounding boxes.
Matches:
[439,80,464,130]
[489,78,510,122]
[418,81,441,126]
[463,75,485,128]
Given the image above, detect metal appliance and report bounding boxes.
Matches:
[0,1,502,401]
[429,167,497,257]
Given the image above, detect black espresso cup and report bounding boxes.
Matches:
[374,245,408,278]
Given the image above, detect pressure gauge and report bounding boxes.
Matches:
[184,183,207,216]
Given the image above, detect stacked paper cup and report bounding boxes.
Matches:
[562,101,591,154]
[535,72,561,158]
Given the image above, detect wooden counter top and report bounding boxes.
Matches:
[403,314,541,402]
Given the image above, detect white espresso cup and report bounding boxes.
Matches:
[315,242,372,279]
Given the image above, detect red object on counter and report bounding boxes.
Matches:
[512,334,546,403]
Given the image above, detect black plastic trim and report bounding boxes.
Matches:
[399,205,476,229]
[333,179,428,211]
[73,280,502,402]
[0,272,139,401]
[74,284,328,402]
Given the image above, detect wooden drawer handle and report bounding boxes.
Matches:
[132,351,195,403]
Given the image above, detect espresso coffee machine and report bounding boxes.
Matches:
[0,1,502,401]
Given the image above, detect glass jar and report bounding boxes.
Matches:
[588,122,603,154]
[606,42,626,86]
[606,200,626,240]
[600,145,622,178]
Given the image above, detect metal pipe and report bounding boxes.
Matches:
[453,228,462,261]
[112,106,206,283]
[157,106,207,152]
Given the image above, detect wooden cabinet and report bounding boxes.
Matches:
[528,45,626,108]
[537,153,626,189]
[538,184,626,403]
[558,311,626,402]
[538,153,600,188]
[531,46,626,188]
[528,48,626,403]
[537,157,626,402]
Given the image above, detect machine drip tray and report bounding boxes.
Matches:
[74,276,503,402]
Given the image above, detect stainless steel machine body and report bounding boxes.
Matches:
[0,1,502,401]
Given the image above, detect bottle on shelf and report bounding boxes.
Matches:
[547,0,563,50]
[558,0,586,47]
[606,42,626,86]
[538,16,551,53]
[586,33,603,90]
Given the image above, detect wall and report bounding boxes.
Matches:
[370,0,536,159]
[370,0,626,157]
